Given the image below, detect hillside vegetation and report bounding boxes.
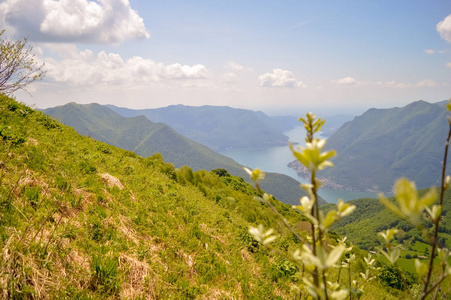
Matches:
[44,102,323,206]
[322,188,451,251]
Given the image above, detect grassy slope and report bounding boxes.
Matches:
[44,102,324,206]
[2,96,306,298]
[0,96,400,299]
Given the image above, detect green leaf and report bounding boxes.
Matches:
[323,210,337,228]
[415,259,428,278]
[326,244,346,268]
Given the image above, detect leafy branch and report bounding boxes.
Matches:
[246,113,358,300]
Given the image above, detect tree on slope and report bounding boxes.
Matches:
[0,30,45,95]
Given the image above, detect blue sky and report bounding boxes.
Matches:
[1,0,450,115]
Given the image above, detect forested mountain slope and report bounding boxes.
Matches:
[292,100,450,193]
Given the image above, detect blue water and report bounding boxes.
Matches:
[220,126,378,203]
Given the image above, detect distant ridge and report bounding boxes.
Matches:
[106,104,292,151]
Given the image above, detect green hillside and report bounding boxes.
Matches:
[322,188,451,252]
[291,100,450,193]
[106,104,290,152]
[1,95,316,298]
[44,102,323,206]
[1,96,442,298]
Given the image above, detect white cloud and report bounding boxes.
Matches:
[224,61,244,71]
[331,77,356,85]
[0,0,149,44]
[424,49,435,54]
[377,80,412,89]
[373,80,439,89]
[416,79,438,87]
[224,61,252,73]
[258,69,306,88]
[330,77,440,89]
[437,14,451,42]
[446,62,451,69]
[43,47,208,86]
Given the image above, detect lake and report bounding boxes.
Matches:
[220,126,379,203]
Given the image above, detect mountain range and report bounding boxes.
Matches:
[43,103,323,206]
[106,104,292,152]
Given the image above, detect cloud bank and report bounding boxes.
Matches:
[332,77,356,85]
[331,77,439,89]
[43,48,208,86]
[258,69,306,88]
[0,0,149,43]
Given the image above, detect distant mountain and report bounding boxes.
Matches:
[106,104,290,151]
[44,103,325,205]
[290,100,450,193]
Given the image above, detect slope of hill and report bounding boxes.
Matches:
[106,104,290,151]
[43,103,323,206]
[290,100,450,193]
[0,96,431,298]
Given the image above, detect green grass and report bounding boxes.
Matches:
[410,241,430,253]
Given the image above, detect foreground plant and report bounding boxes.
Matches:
[248,101,451,299]
[247,113,360,299]
[378,99,451,299]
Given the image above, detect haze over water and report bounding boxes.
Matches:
[220,126,379,203]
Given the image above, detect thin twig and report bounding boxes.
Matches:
[421,121,451,300]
